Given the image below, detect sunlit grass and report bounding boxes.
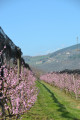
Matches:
[20,80,80,120]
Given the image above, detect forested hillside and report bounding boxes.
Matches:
[23,44,80,72]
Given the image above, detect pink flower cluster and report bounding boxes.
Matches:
[0,66,38,116]
[40,72,80,99]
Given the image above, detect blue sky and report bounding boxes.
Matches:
[0,0,80,56]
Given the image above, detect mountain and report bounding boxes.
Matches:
[0,26,17,52]
[0,27,22,65]
[23,44,80,72]
[0,27,31,70]
[0,27,7,39]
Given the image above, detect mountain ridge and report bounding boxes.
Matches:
[23,44,80,72]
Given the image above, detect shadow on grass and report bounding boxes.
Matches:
[38,81,78,120]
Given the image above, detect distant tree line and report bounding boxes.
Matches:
[59,69,80,74]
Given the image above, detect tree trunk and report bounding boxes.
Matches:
[17,58,21,78]
[73,75,78,100]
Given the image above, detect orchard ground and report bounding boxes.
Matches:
[20,80,80,120]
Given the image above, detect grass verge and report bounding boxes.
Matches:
[20,80,80,120]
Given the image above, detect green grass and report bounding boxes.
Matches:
[20,80,80,120]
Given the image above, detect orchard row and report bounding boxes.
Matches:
[0,65,38,118]
[40,72,80,100]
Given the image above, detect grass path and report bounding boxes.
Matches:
[21,80,80,120]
